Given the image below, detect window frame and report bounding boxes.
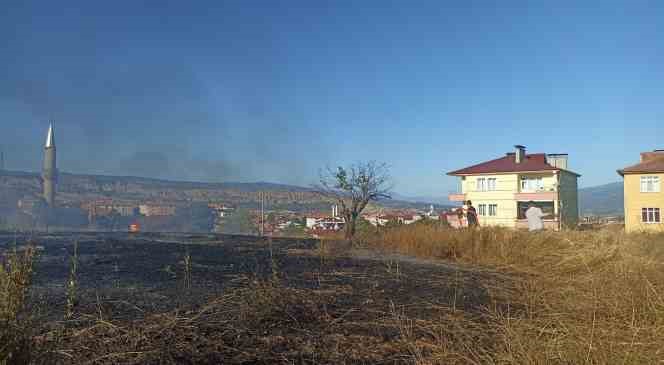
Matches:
[488,204,497,216]
[640,176,661,193]
[641,207,661,223]
[476,178,486,191]
[520,176,544,192]
[487,178,497,191]
[478,204,487,216]
[517,201,554,219]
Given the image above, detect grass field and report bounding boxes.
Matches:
[1,227,663,364]
[359,224,664,364]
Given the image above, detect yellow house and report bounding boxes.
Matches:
[447,145,580,230]
[618,150,664,233]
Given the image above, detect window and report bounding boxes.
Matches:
[487,178,497,191]
[517,201,554,219]
[642,208,661,223]
[520,176,544,191]
[477,177,496,191]
[478,204,487,216]
[640,176,660,193]
[476,178,486,191]
[488,204,498,216]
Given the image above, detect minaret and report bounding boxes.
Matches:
[42,122,57,206]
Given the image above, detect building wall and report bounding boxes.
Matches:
[624,173,664,233]
[462,174,519,227]
[559,170,579,227]
[115,205,137,216]
[139,204,176,217]
[460,171,577,229]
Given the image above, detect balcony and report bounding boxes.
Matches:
[514,186,558,201]
[448,193,466,202]
[514,191,557,201]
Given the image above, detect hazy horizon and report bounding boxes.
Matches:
[1,1,661,196]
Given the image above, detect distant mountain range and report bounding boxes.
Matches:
[578,181,623,216]
[396,182,626,217]
[0,170,624,216]
[0,170,450,213]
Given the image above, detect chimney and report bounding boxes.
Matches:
[641,149,664,162]
[514,145,526,163]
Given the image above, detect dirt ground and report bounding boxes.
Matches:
[2,232,514,364]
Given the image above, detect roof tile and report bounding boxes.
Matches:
[448,153,579,176]
[619,155,664,175]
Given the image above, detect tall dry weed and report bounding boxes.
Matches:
[0,244,37,364]
[363,225,664,363]
[64,241,79,320]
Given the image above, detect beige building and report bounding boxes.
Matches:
[447,145,580,230]
[618,150,664,232]
[139,203,177,217]
[83,200,138,217]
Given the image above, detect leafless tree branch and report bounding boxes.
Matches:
[313,161,392,240]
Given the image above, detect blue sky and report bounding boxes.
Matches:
[1,1,662,196]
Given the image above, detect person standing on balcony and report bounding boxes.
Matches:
[466,200,478,227]
[526,201,548,231]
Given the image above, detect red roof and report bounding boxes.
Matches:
[447,153,580,176]
[618,153,664,175]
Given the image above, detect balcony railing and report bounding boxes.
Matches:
[514,189,558,201]
[448,185,558,202]
[518,181,558,192]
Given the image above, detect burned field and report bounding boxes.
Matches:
[2,232,513,364]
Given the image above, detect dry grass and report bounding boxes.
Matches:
[5,228,664,364]
[0,244,37,364]
[360,225,664,363]
[30,277,501,364]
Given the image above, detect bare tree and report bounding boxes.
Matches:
[317,161,392,240]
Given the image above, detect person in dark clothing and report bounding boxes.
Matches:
[466,200,478,227]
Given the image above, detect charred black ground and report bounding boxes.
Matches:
[1,231,512,364]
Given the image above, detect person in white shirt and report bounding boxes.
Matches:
[525,201,550,231]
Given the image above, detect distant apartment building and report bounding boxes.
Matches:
[305,205,340,229]
[618,149,664,232]
[447,145,580,230]
[363,214,389,227]
[208,203,234,218]
[305,214,345,231]
[18,197,42,214]
[364,212,423,226]
[209,202,235,233]
[82,200,138,217]
[306,206,345,232]
[139,203,177,216]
